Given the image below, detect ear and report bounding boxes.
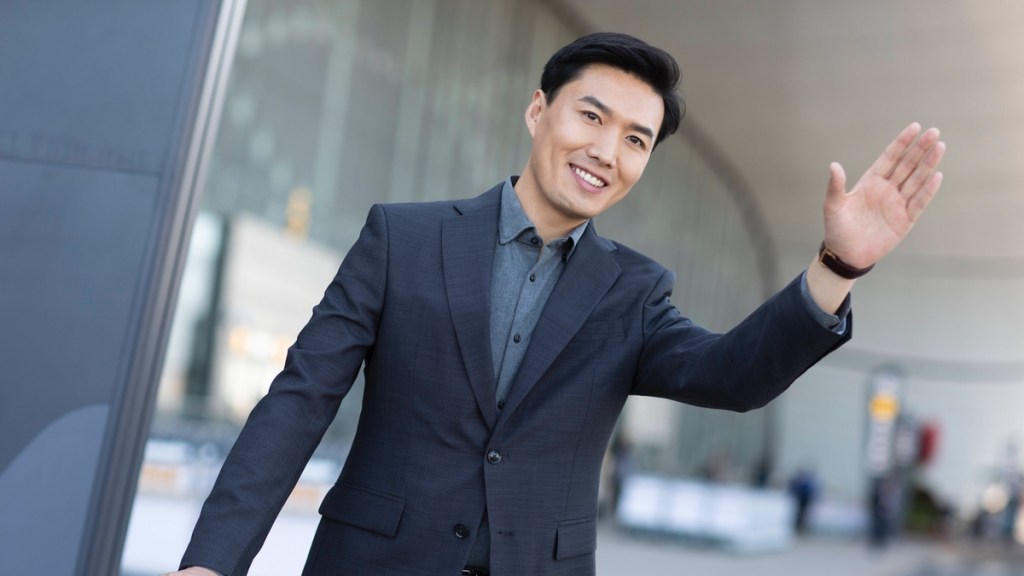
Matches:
[524,89,546,137]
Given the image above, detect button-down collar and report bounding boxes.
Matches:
[499,177,588,260]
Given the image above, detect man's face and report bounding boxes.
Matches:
[519,64,663,234]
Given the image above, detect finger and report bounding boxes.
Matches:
[866,122,921,178]
[907,171,942,222]
[825,161,847,210]
[900,140,947,199]
[888,127,940,188]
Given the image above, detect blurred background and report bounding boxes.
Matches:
[2,1,1023,575]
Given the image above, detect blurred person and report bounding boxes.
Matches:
[869,471,902,548]
[788,466,820,535]
[752,455,773,488]
[1001,439,1023,544]
[701,451,731,483]
[165,31,946,576]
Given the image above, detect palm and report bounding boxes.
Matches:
[823,123,945,269]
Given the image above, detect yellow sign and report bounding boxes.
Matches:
[870,393,900,421]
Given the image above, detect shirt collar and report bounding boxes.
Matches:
[498,176,588,260]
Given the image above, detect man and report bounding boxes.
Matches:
[168,32,945,575]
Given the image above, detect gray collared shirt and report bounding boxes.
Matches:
[490,177,588,409]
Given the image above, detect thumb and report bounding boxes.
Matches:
[825,162,847,209]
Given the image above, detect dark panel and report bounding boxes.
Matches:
[0,0,234,573]
[0,0,201,174]
[0,162,160,470]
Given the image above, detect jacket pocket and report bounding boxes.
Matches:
[572,319,625,342]
[555,517,597,560]
[319,482,406,537]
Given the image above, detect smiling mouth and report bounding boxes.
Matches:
[572,165,607,188]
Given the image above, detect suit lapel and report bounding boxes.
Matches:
[443,185,502,430]
[495,224,621,430]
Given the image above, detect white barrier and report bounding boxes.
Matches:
[617,474,795,553]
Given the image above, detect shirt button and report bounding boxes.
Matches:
[530,237,539,245]
[513,333,521,344]
[487,450,502,464]
[497,400,506,410]
[529,273,536,282]
[454,523,470,539]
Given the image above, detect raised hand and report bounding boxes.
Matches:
[822,122,946,269]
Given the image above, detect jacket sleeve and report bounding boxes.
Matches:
[180,204,390,576]
[632,271,850,411]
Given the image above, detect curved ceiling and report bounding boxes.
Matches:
[561,0,1024,271]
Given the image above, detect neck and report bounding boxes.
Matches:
[513,171,584,243]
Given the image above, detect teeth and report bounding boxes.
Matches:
[574,167,606,188]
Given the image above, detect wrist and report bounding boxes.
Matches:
[818,241,874,279]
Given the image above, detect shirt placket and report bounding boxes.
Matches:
[495,237,565,407]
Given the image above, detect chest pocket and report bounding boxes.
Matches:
[572,318,625,342]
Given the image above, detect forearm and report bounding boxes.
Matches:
[181,380,343,574]
[636,273,849,410]
[182,204,389,573]
[166,567,221,576]
[805,256,856,315]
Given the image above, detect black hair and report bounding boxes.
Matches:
[540,32,684,146]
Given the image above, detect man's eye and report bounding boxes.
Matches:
[627,136,647,149]
[583,111,600,122]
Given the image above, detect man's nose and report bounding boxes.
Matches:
[587,132,617,167]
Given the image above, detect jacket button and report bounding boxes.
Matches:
[486,449,502,464]
[454,523,470,539]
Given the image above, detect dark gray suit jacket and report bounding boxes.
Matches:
[181,183,849,575]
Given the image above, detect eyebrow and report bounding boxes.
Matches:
[578,95,655,141]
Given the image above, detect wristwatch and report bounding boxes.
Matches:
[818,241,874,279]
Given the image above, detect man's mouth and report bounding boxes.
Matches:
[572,165,607,188]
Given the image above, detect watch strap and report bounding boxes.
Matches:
[818,241,874,279]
